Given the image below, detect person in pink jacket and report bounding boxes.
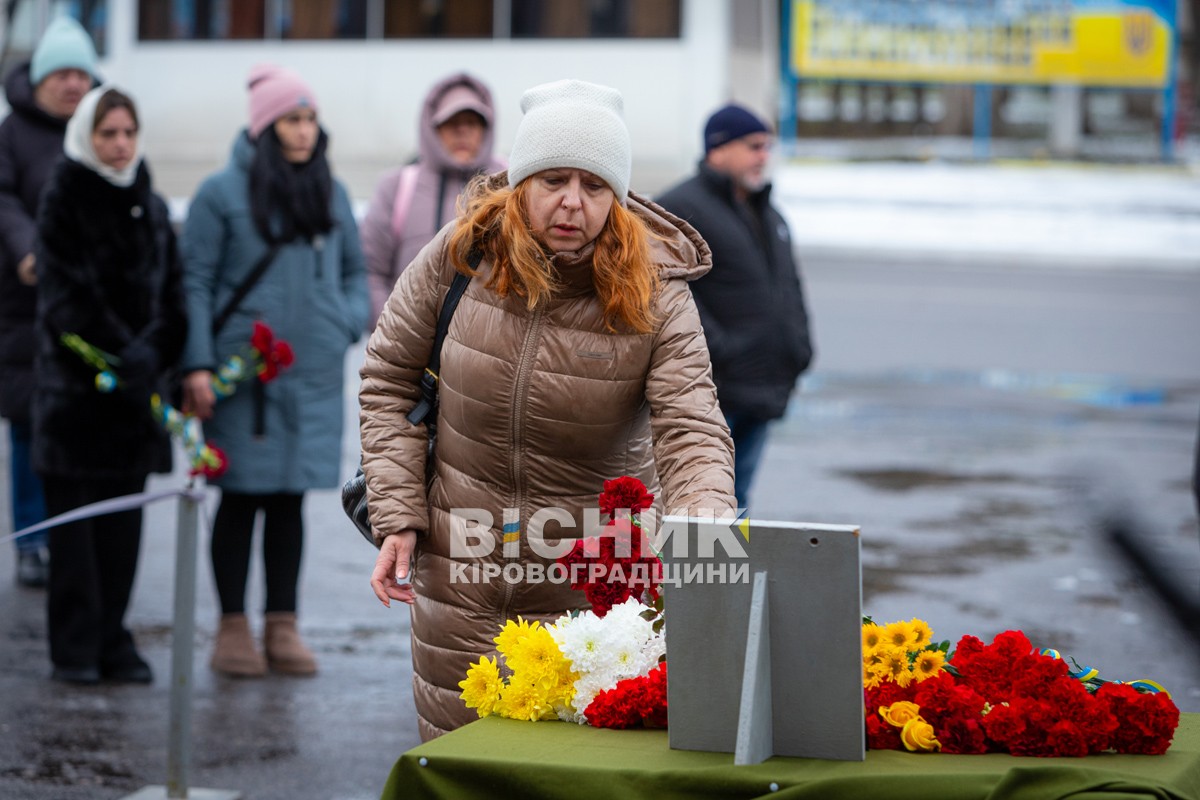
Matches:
[360,72,505,330]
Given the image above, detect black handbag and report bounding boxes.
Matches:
[342,268,473,546]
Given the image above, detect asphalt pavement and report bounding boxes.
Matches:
[1,157,1198,799]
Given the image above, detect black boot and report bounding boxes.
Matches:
[16,547,49,588]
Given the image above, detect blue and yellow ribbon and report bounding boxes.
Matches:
[1038,647,1168,696]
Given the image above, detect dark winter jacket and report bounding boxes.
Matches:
[655,162,813,420]
[32,158,187,479]
[0,63,84,422]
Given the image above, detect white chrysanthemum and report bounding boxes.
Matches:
[546,598,666,719]
[551,612,611,675]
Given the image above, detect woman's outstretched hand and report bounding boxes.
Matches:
[182,370,216,420]
[371,530,418,607]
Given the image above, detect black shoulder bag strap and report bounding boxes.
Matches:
[211,244,281,335]
[406,255,477,425]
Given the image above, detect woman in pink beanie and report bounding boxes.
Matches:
[178,64,368,678]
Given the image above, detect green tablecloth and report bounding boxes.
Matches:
[383,713,1200,800]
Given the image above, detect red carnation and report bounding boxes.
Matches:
[585,664,668,729]
[251,320,273,354]
[250,321,295,383]
[583,579,632,618]
[1098,683,1180,755]
[866,714,902,751]
[598,476,654,519]
[273,340,294,367]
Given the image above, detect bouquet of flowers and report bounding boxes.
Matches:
[863,618,1180,756]
[59,322,294,478]
[558,476,662,617]
[60,333,227,477]
[459,597,665,727]
[211,321,295,396]
[459,476,669,728]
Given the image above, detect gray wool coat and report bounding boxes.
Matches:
[180,131,368,493]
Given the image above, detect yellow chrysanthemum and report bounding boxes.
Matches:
[458,656,502,718]
[506,626,568,686]
[862,623,883,653]
[912,649,946,682]
[495,617,540,657]
[555,662,581,706]
[883,619,918,651]
[908,618,934,650]
[495,679,557,722]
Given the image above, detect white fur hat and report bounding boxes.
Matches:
[507,79,631,201]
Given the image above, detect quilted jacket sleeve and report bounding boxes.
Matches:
[359,228,454,544]
[645,278,736,516]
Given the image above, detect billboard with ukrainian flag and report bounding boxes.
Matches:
[791,0,1176,88]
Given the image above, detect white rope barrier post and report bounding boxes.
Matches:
[125,484,240,800]
[166,486,199,797]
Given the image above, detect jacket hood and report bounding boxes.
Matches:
[3,62,69,127]
[418,73,499,176]
[464,171,712,282]
[230,129,256,171]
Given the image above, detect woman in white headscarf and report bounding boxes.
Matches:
[32,85,187,685]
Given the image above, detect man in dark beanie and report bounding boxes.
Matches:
[655,103,813,512]
[0,16,97,587]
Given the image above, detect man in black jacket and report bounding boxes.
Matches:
[656,104,813,511]
[0,16,96,587]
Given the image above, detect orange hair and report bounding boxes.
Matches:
[448,177,661,334]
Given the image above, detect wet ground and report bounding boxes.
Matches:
[757,369,1200,702]
[1,256,1198,799]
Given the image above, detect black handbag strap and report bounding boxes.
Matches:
[212,244,281,335]
[406,253,479,425]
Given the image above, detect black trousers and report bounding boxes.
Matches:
[210,491,304,615]
[44,475,146,670]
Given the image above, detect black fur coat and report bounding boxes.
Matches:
[32,158,187,479]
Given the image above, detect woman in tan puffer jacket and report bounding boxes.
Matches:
[362,79,735,741]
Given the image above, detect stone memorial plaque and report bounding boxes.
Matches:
[661,517,865,762]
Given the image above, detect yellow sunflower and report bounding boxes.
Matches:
[862,623,883,653]
[912,649,946,682]
[908,618,934,650]
[883,619,918,651]
[883,646,914,688]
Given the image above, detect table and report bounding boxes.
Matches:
[382,713,1200,800]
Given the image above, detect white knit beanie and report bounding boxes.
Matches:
[507,79,631,201]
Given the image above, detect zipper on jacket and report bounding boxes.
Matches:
[497,304,546,627]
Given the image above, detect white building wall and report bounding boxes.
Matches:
[83,0,757,201]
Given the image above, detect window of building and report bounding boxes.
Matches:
[2,0,109,69]
[283,0,367,39]
[511,0,680,39]
[138,0,265,40]
[384,0,492,38]
[137,0,680,41]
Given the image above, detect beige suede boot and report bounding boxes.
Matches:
[263,612,318,675]
[211,613,267,677]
